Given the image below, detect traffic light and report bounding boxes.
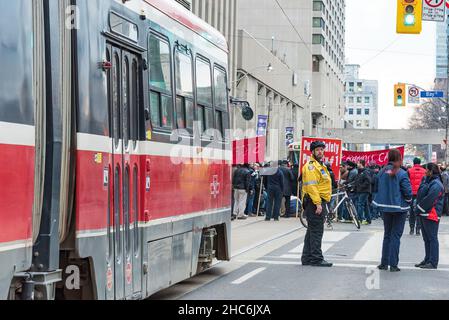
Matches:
[396,0,422,34]
[394,83,406,107]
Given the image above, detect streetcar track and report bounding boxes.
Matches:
[150,224,305,300]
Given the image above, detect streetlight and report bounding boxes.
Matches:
[232,63,274,85]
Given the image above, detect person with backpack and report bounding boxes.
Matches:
[415,163,444,269]
[408,158,427,235]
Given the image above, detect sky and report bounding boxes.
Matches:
[345,0,437,129]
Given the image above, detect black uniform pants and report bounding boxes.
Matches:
[409,195,421,232]
[302,201,327,264]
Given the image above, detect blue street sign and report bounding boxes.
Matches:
[420,91,444,98]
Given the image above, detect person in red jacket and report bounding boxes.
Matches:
[408,158,426,235]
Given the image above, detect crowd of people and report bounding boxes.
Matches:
[232,145,449,270]
[231,161,298,221]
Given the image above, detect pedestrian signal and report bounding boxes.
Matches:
[394,84,406,107]
[396,0,422,34]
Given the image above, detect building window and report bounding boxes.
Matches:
[312,34,325,46]
[313,18,325,29]
[313,58,320,72]
[348,96,354,104]
[365,97,370,104]
[365,109,370,115]
[149,33,173,129]
[357,109,362,115]
[364,120,370,127]
[349,108,354,115]
[313,1,324,12]
[357,97,362,104]
[356,120,362,127]
[357,82,363,92]
[348,82,354,93]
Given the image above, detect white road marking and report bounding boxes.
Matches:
[322,231,351,242]
[289,244,303,254]
[353,232,384,262]
[237,260,449,272]
[231,268,266,285]
[283,243,335,258]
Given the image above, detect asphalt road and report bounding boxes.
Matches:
[152,217,449,300]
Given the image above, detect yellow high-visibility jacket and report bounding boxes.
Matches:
[302,157,332,205]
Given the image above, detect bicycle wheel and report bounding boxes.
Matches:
[345,199,361,229]
[298,203,308,228]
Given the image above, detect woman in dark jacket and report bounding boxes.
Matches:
[415,163,444,269]
[374,149,412,272]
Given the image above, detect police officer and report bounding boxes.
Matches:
[301,141,333,267]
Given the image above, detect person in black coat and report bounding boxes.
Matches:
[355,160,372,225]
[415,163,444,269]
[279,160,295,218]
[232,164,251,220]
[264,162,285,221]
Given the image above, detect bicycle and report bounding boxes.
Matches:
[298,184,361,230]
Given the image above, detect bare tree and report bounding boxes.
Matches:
[409,100,447,130]
[409,97,448,163]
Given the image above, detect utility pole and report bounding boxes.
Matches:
[446,33,449,165]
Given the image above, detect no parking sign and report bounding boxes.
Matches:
[423,0,446,22]
[408,86,420,104]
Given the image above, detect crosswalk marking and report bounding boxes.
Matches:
[231,268,266,285]
[322,231,351,242]
[353,232,384,262]
[283,243,334,258]
[236,259,449,272]
[266,227,449,267]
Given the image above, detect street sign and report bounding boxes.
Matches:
[420,91,444,98]
[408,86,420,104]
[423,0,446,22]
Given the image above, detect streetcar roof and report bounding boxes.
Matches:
[144,0,228,53]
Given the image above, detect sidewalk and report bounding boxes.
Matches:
[230,216,304,256]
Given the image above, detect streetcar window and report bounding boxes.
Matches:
[149,35,172,92]
[175,50,193,97]
[214,67,228,110]
[196,58,212,105]
[123,57,130,150]
[214,66,229,141]
[149,33,173,130]
[131,59,139,144]
[110,13,138,42]
[149,92,160,128]
[150,93,173,129]
[174,47,194,132]
[197,106,206,133]
[161,95,173,128]
[205,107,214,131]
[113,53,121,148]
[215,110,223,138]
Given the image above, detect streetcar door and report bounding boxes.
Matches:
[108,43,142,300]
[110,45,125,300]
[121,50,142,299]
